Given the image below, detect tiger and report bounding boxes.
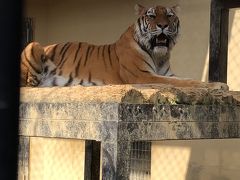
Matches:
[20,4,228,90]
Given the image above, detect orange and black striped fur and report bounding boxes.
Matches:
[20,4,228,90]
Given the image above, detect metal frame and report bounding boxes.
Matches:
[209,0,240,82]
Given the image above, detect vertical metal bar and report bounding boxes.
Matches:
[84,141,93,180]
[84,140,101,180]
[91,141,101,180]
[0,0,21,179]
[209,0,229,83]
[18,136,30,180]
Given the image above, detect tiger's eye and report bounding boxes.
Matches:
[148,14,156,19]
[167,13,174,18]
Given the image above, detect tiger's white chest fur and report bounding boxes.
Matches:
[39,75,104,87]
[133,42,175,77]
[38,59,104,87]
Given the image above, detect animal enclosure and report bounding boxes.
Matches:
[18,0,240,180]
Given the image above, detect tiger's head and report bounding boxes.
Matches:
[134,4,180,58]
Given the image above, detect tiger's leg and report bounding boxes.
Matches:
[20,42,46,87]
[132,75,229,91]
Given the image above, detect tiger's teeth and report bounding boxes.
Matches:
[156,39,167,43]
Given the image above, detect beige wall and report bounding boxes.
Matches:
[228,9,240,91]
[152,139,240,180]
[29,137,85,180]
[23,0,48,45]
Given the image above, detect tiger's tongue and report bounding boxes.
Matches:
[156,34,168,46]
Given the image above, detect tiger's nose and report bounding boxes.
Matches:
[157,24,168,29]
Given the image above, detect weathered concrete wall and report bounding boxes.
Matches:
[19,85,240,180]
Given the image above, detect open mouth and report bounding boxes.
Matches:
[152,34,169,48]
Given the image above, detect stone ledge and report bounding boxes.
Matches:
[20,85,240,105]
[19,85,240,140]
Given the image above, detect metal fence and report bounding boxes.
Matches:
[129,142,151,180]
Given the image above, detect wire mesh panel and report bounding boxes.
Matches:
[29,137,85,180]
[228,8,240,91]
[151,142,191,180]
[129,141,151,180]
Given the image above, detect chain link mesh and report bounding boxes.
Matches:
[228,9,240,91]
[129,141,151,180]
[151,143,191,180]
[29,137,85,180]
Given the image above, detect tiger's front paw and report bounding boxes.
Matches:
[26,73,40,87]
[207,82,229,91]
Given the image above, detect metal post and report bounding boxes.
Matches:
[209,0,229,83]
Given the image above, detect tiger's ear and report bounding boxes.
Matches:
[172,5,180,15]
[134,4,146,16]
